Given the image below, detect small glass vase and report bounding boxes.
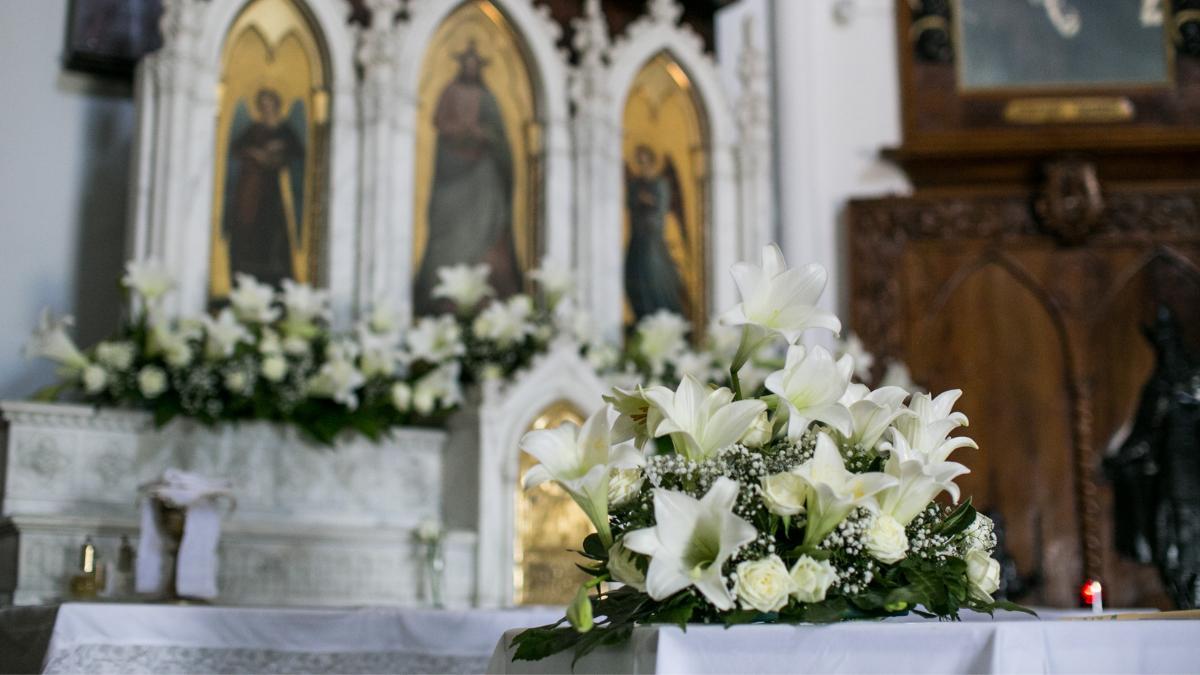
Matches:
[421,540,445,609]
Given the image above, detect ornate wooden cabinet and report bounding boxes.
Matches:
[847,2,1200,608]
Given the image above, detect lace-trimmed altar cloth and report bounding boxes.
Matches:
[491,610,1200,674]
[0,603,562,674]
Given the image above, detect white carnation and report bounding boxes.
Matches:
[81,364,108,394]
[789,555,837,603]
[260,355,287,383]
[391,382,412,412]
[734,555,793,612]
[137,366,167,399]
[95,341,135,371]
[864,514,909,564]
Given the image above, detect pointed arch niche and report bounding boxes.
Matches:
[358,0,571,323]
[128,0,358,319]
[578,9,740,342]
[621,52,710,331]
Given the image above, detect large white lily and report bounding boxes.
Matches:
[794,433,898,546]
[472,295,534,346]
[229,274,279,324]
[432,263,494,312]
[521,406,643,546]
[605,386,654,449]
[720,244,841,345]
[642,375,767,461]
[122,259,175,315]
[201,309,250,360]
[281,279,330,335]
[405,315,464,363]
[765,345,854,439]
[24,311,88,374]
[623,477,756,610]
[634,310,690,377]
[530,257,574,308]
[877,429,970,526]
[840,383,912,450]
[894,390,978,462]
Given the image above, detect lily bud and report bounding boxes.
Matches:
[567,585,594,633]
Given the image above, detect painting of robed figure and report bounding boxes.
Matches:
[209,0,329,299]
[625,144,689,320]
[222,88,307,287]
[414,40,523,315]
[412,0,540,316]
[622,52,710,331]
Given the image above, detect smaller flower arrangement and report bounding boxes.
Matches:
[511,245,1031,663]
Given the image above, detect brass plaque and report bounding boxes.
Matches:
[1003,97,1135,125]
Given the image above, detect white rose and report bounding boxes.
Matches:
[223,370,248,393]
[864,514,909,564]
[391,382,412,412]
[137,366,167,399]
[740,411,773,449]
[416,519,442,543]
[413,387,436,415]
[283,335,310,356]
[607,542,645,591]
[260,355,287,382]
[608,467,644,508]
[761,471,807,517]
[734,555,793,613]
[95,341,135,370]
[789,555,837,603]
[965,549,1001,602]
[81,364,108,394]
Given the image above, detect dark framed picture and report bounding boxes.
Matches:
[64,0,163,78]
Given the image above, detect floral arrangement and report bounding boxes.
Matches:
[511,245,1030,663]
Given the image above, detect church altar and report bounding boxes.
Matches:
[0,602,561,674]
[490,614,1200,674]
[0,401,476,607]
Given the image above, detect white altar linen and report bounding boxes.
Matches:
[490,611,1200,674]
[0,602,561,674]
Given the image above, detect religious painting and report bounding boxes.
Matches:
[64,0,163,77]
[412,0,541,316]
[209,0,329,299]
[622,53,709,330]
[954,0,1171,90]
[514,401,592,605]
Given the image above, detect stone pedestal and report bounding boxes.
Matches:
[0,401,475,607]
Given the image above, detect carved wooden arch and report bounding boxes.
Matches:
[847,188,1200,605]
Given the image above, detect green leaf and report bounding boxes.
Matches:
[937,497,977,537]
[989,600,1038,617]
[582,533,608,561]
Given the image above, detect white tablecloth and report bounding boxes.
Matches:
[0,603,562,674]
[490,611,1200,674]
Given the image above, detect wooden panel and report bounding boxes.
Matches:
[847,190,1200,608]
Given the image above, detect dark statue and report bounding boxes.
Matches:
[223,88,306,287]
[1104,307,1200,608]
[624,144,688,321]
[413,40,522,316]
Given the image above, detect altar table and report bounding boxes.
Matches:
[490,611,1200,674]
[0,602,562,674]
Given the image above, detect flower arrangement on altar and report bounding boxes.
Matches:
[25,249,909,446]
[511,245,1031,663]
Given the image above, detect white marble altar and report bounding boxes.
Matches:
[0,401,471,607]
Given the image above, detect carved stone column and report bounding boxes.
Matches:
[355,0,406,319]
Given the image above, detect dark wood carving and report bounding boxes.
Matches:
[848,188,1200,608]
